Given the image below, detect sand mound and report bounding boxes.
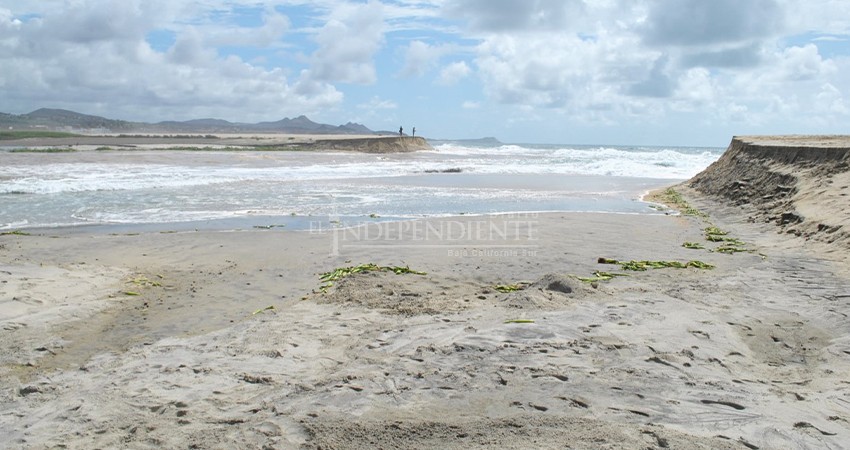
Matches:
[688,135,850,247]
[501,273,599,309]
[316,271,473,315]
[301,415,743,449]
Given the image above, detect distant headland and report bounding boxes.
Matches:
[0,108,380,135]
[0,108,435,153]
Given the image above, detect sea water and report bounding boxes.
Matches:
[0,143,722,231]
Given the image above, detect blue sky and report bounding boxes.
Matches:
[1,0,849,145]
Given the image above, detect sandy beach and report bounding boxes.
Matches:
[2,137,850,448]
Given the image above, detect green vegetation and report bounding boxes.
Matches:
[683,242,705,249]
[9,147,76,153]
[128,275,162,288]
[252,305,275,315]
[494,283,530,293]
[704,226,731,242]
[0,230,31,236]
[122,275,162,297]
[715,245,749,254]
[702,226,753,254]
[658,187,706,217]
[0,130,81,140]
[598,257,715,271]
[504,319,535,324]
[576,271,630,283]
[317,263,426,293]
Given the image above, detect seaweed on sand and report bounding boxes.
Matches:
[494,283,531,293]
[317,263,426,293]
[597,257,715,271]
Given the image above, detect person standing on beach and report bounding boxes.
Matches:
[412,127,416,137]
[399,126,403,136]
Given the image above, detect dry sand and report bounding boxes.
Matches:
[2,136,850,449]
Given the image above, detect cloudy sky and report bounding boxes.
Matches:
[1,1,849,145]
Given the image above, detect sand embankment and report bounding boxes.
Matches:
[303,136,430,153]
[687,135,850,253]
[0,134,432,153]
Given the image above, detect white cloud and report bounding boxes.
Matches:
[2,0,850,142]
[641,0,784,47]
[358,96,398,110]
[308,0,385,84]
[462,101,480,109]
[448,0,850,132]
[0,1,343,121]
[399,40,447,78]
[437,61,471,86]
[816,83,849,115]
[443,0,586,32]
[775,44,837,81]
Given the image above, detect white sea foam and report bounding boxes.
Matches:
[0,143,723,228]
[429,144,720,179]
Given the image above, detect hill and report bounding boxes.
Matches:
[0,108,376,135]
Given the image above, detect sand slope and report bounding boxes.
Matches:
[687,135,850,265]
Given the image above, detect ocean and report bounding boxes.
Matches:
[0,142,723,231]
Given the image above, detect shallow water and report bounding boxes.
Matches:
[0,143,722,230]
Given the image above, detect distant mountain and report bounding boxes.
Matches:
[4,108,134,131]
[0,108,377,135]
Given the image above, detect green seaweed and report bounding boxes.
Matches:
[576,271,630,283]
[252,305,275,315]
[494,283,528,293]
[504,319,535,324]
[129,275,162,288]
[317,263,426,293]
[660,188,706,217]
[682,242,705,249]
[123,291,140,296]
[715,245,749,254]
[0,230,31,236]
[598,258,714,271]
[704,226,728,236]
[0,131,81,140]
[703,226,753,253]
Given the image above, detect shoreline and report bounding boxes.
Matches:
[0,134,432,153]
[4,206,679,236]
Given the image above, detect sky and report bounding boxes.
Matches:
[1,0,849,146]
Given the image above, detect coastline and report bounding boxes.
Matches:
[2,136,850,448]
[0,134,432,153]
